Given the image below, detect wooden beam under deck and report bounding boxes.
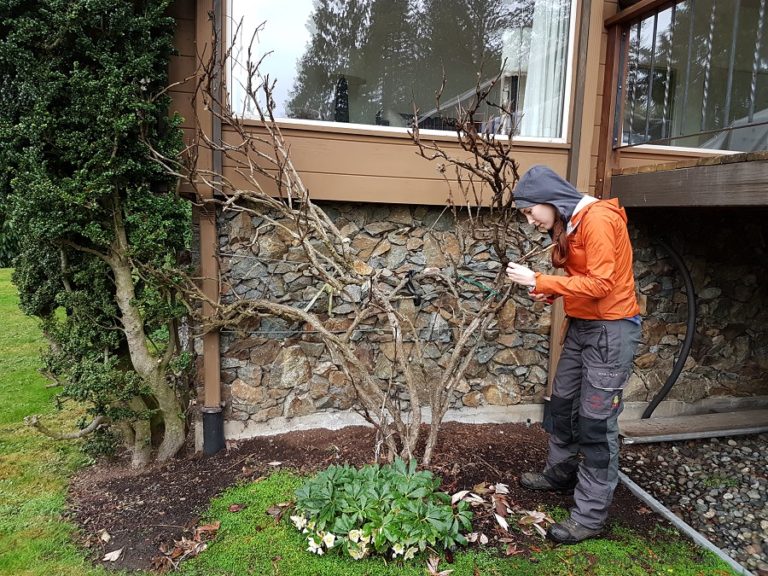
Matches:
[621,409,768,444]
[612,160,768,207]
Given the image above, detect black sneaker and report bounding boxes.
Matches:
[547,517,603,544]
[519,472,576,494]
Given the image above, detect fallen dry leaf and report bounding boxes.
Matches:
[98,529,111,543]
[494,483,510,495]
[228,503,246,513]
[194,520,221,540]
[505,543,524,556]
[150,554,175,573]
[102,548,123,562]
[472,482,489,495]
[494,513,509,531]
[492,494,510,517]
[426,554,454,576]
[267,461,283,467]
[174,536,208,557]
[451,489,470,505]
[266,502,291,522]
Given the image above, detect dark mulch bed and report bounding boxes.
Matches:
[68,422,666,571]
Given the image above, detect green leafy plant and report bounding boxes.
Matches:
[1,0,191,466]
[290,459,472,561]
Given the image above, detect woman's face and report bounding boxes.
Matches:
[521,203,557,231]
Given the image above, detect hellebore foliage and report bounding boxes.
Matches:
[290,459,473,561]
[0,0,191,465]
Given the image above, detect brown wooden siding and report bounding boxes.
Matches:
[168,0,196,136]
[220,123,570,205]
[171,0,747,206]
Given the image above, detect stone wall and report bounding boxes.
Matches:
[626,208,768,403]
[201,204,768,427]
[211,202,555,424]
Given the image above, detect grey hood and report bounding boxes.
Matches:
[514,165,584,222]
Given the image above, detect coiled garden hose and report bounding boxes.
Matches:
[641,238,697,419]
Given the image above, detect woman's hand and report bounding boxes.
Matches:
[531,292,554,303]
[506,262,536,287]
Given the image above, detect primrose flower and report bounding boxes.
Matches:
[307,536,324,555]
[347,529,362,543]
[392,542,405,558]
[322,532,336,549]
[403,546,417,561]
[290,515,307,530]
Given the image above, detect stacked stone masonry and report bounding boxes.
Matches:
[201,204,768,425]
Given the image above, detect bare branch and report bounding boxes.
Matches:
[25,414,106,440]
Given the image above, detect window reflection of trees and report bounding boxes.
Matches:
[622,0,768,151]
[285,0,537,129]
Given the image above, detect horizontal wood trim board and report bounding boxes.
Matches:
[219,130,569,180]
[612,161,768,206]
[221,169,493,206]
[605,0,676,27]
[237,118,570,150]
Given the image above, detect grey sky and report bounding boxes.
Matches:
[229,0,314,117]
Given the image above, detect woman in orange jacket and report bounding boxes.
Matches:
[505,165,641,544]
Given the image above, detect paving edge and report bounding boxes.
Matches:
[618,471,754,576]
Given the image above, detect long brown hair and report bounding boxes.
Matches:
[551,209,569,268]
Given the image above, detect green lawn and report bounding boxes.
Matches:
[0,268,738,576]
[0,269,115,576]
[179,472,736,576]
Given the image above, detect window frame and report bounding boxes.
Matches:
[225,0,579,145]
[612,0,768,154]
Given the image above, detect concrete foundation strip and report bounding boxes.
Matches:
[619,471,754,576]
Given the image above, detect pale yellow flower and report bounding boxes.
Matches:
[347,529,362,543]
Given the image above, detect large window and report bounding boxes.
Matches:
[228,0,575,139]
[620,0,768,151]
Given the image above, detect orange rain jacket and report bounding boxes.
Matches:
[533,198,640,320]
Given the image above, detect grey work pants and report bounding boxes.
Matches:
[542,318,641,529]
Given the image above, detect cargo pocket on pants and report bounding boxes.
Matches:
[581,364,628,419]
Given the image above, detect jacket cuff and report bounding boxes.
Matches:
[530,272,543,293]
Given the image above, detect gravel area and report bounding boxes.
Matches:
[621,433,768,575]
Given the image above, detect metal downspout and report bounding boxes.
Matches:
[202,0,225,455]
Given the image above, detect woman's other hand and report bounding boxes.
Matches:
[531,292,555,303]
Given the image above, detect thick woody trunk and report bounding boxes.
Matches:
[111,254,186,462]
[109,202,186,464]
[126,397,153,468]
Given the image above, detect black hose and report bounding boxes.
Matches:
[641,238,697,419]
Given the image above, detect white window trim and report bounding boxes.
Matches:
[620,144,742,156]
[226,0,579,145]
[559,0,578,142]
